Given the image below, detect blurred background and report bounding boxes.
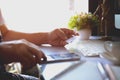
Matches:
[0,0,88,32]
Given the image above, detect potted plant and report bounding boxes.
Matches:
[68,12,100,39]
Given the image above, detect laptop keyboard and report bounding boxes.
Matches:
[65,40,106,57]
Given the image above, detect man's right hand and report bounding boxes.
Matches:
[0,39,47,70]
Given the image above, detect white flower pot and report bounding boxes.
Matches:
[77,28,91,40]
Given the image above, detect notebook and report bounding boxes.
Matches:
[65,36,106,57]
[39,45,80,64]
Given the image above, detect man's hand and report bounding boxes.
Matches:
[48,28,78,46]
[0,39,47,70]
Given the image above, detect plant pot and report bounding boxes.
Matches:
[77,28,91,40]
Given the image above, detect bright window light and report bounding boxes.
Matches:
[0,0,88,32]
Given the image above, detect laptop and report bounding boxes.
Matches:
[39,45,80,64]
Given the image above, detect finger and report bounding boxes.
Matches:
[37,50,47,61]
[60,28,78,36]
[59,41,67,46]
[19,49,36,70]
[56,29,67,40]
[20,54,31,70]
[60,28,74,33]
[51,40,67,46]
[22,50,37,67]
[27,46,47,63]
[25,42,47,62]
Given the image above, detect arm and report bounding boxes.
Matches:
[0,24,78,46]
[0,24,49,45]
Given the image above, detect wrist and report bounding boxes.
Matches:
[37,32,50,44]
